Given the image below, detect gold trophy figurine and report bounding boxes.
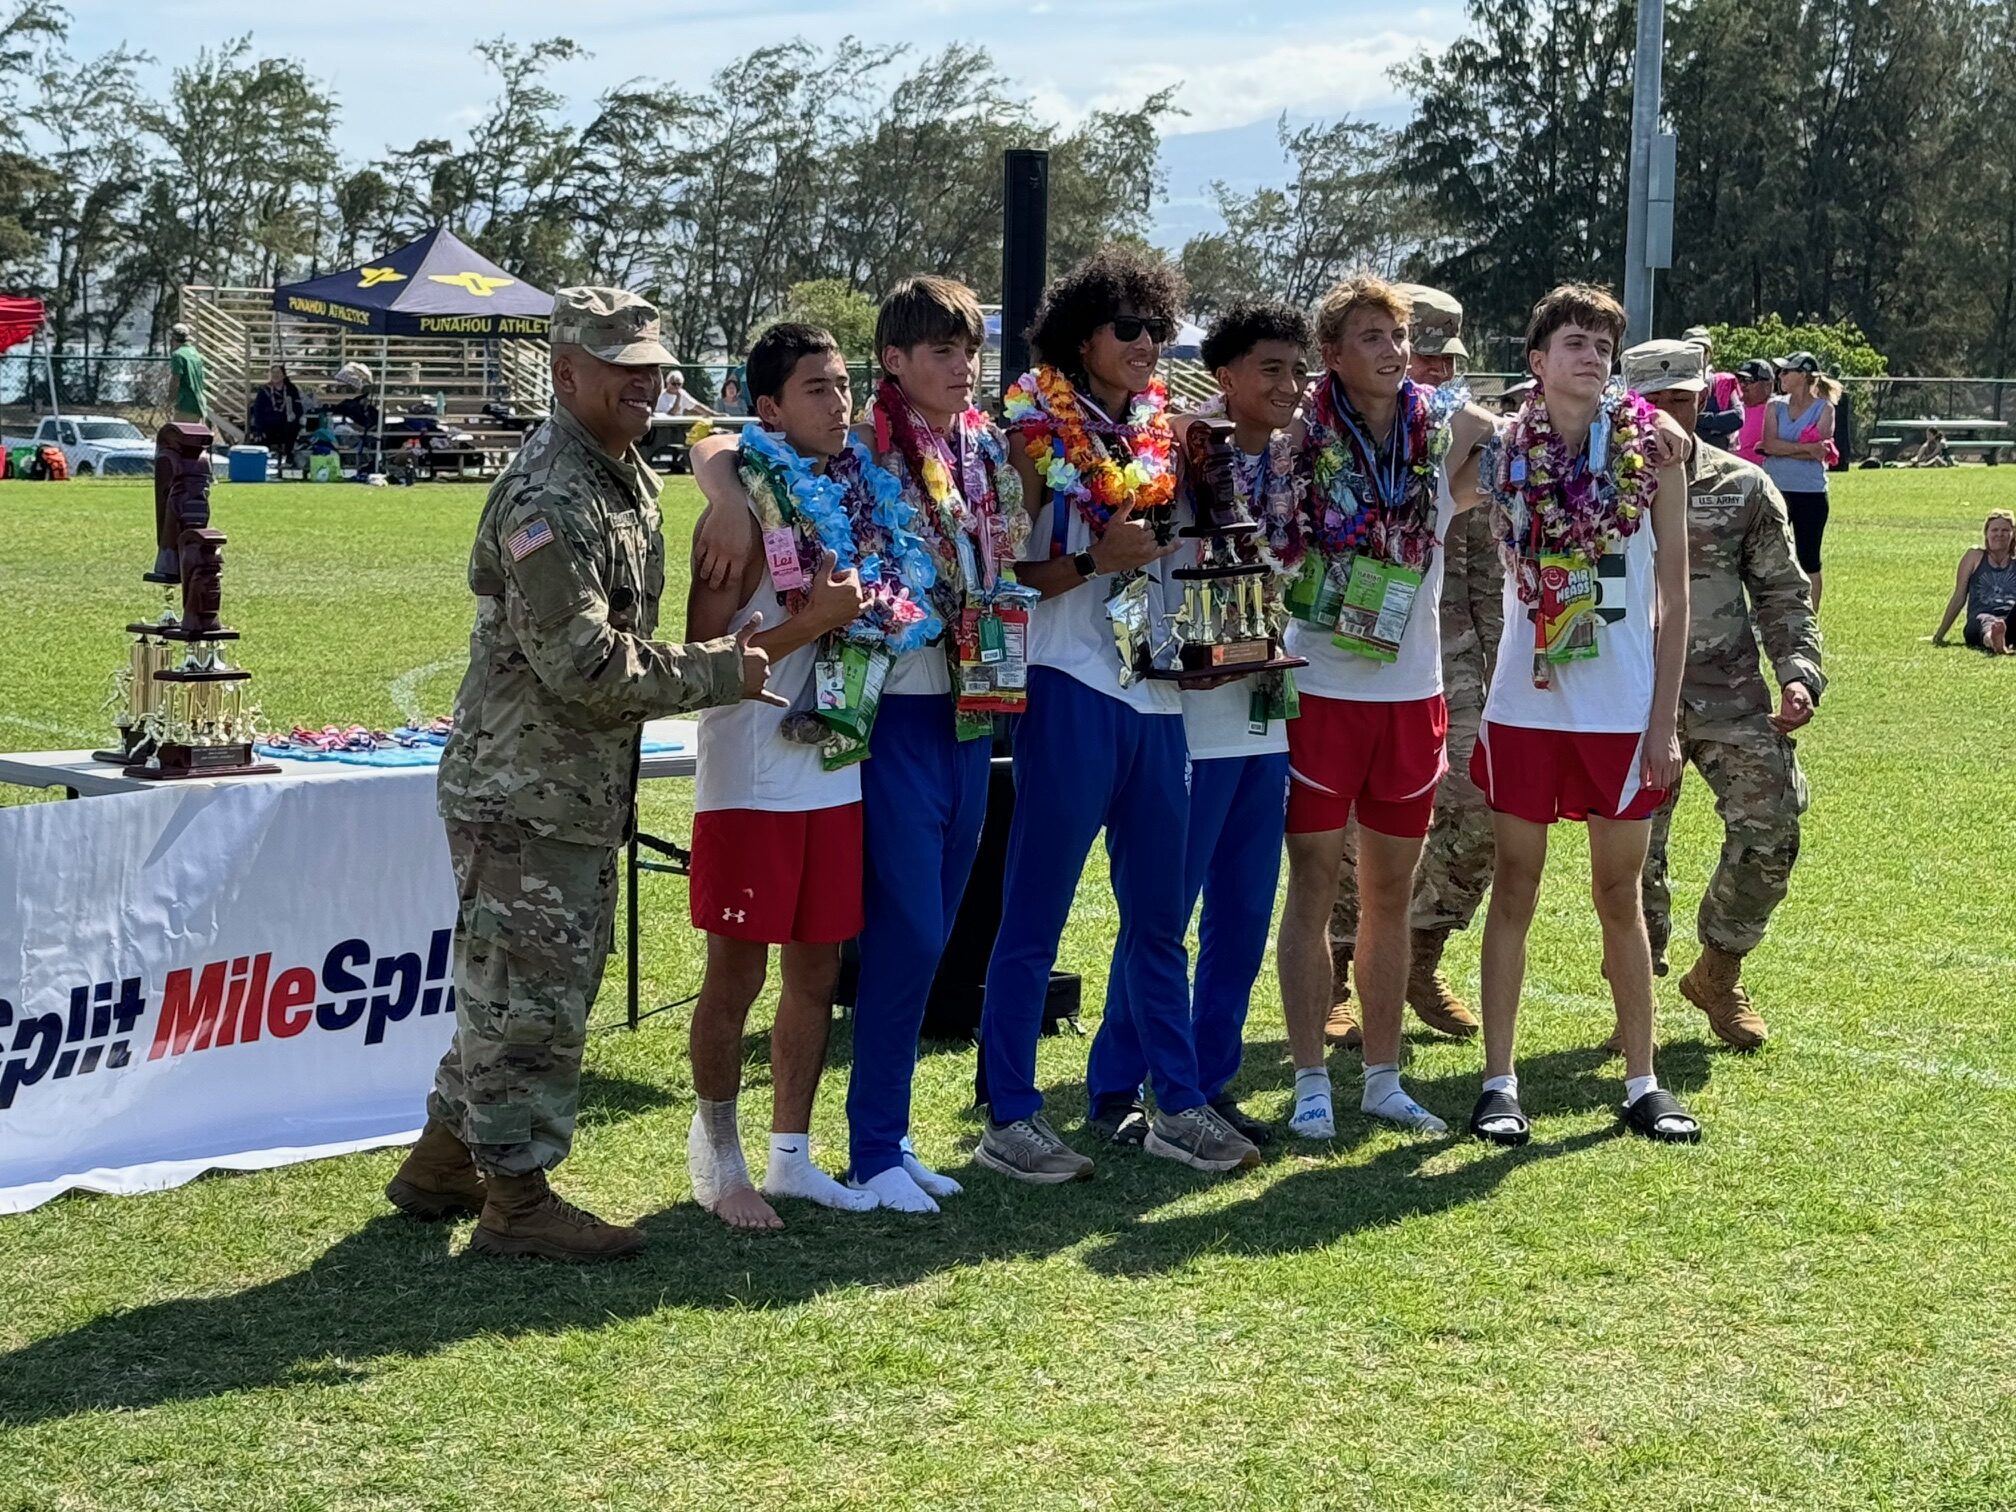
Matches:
[1150,417,1304,680]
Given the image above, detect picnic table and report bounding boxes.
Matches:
[1870,417,2012,464]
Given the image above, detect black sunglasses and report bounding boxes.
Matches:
[1107,316,1172,344]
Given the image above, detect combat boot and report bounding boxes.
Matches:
[384,1119,487,1221]
[469,1171,646,1262]
[1324,950,1362,1049]
[1681,945,1769,1050]
[1405,926,1480,1039]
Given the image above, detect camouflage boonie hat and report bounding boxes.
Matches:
[549,287,676,367]
[1623,339,1707,396]
[1681,325,1714,349]
[1396,283,1468,358]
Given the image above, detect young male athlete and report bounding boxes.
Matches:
[842,276,1029,1210]
[683,322,910,1228]
[1325,283,1502,1049]
[979,245,1260,1181]
[1084,299,1310,1147]
[1623,338,1823,1051]
[1275,273,1500,1140]
[1469,286,1698,1146]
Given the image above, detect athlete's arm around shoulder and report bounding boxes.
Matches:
[1446,402,1500,513]
[690,431,755,590]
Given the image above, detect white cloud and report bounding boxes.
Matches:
[1055,33,1445,135]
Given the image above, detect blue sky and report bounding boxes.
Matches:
[56,0,1464,244]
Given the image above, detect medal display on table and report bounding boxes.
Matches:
[1144,418,1305,682]
[95,423,277,779]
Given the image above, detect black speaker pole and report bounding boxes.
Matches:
[1001,148,1049,397]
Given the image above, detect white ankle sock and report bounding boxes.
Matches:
[763,1134,879,1211]
[851,1165,938,1214]
[1362,1062,1449,1133]
[688,1097,750,1207]
[1623,1074,1659,1107]
[901,1143,962,1198]
[1291,1066,1335,1138]
[1483,1073,1519,1098]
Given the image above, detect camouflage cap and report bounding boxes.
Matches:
[1394,283,1468,358]
[1681,325,1713,348]
[1623,338,1707,395]
[549,286,676,367]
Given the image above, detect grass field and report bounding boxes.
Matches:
[2,471,2014,1511]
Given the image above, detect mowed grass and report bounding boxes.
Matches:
[2,471,2014,1511]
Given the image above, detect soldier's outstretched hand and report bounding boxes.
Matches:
[736,615,787,706]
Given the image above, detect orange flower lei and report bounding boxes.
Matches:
[1002,364,1178,534]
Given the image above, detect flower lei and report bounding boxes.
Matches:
[1001,364,1177,537]
[866,376,1028,627]
[1486,379,1658,604]
[1300,374,1458,572]
[1187,392,1306,575]
[738,425,940,653]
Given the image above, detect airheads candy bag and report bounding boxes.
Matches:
[1535,553,1600,663]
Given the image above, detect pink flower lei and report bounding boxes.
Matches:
[1488,380,1659,603]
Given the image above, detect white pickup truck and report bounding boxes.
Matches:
[1,414,157,476]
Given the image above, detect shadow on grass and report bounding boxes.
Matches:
[0,1045,1713,1429]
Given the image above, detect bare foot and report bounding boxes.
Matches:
[708,1185,783,1231]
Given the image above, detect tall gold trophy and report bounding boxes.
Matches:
[94,423,277,779]
[1148,419,1305,681]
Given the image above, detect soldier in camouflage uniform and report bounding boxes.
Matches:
[1326,285,1502,1046]
[1623,340,1823,1051]
[385,286,776,1262]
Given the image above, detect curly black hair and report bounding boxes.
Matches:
[1200,299,1312,372]
[1025,244,1187,374]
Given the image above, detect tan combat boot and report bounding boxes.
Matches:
[1680,945,1769,1050]
[469,1171,646,1263]
[1324,950,1362,1049]
[1406,926,1480,1039]
[384,1119,487,1221]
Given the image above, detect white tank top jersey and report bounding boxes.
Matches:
[1284,469,1458,704]
[694,494,863,815]
[1025,491,1182,716]
[1483,517,1661,735]
[1178,447,1292,761]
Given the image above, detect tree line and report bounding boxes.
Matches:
[2,0,2012,377]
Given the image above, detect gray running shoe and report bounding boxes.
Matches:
[976,1114,1095,1184]
[1144,1105,1261,1173]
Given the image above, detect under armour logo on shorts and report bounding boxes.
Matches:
[721,907,747,924]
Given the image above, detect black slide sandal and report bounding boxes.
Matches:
[1622,1089,1702,1144]
[1468,1089,1530,1147]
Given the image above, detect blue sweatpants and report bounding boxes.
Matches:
[979,667,1202,1125]
[847,693,991,1178]
[1087,750,1289,1111]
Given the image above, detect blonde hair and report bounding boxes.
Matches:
[1314,273,1411,350]
[1787,367,1842,405]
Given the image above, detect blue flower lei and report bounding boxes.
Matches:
[738,425,942,653]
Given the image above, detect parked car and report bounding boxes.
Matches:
[0,415,157,477]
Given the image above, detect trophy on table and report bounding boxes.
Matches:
[93,423,277,778]
[1147,418,1305,681]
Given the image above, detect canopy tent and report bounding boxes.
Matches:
[271,226,551,339]
[0,296,59,429]
[0,296,45,355]
[270,227,551,473]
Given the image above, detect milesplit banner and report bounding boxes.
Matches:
[0,771,458,1214]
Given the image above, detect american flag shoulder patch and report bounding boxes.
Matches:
[506,517,554,561]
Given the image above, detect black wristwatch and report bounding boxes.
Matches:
[1071,549,1098,579]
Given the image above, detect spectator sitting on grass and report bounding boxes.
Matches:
[1934,509,2016,655]
[1909,427,1953,468]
